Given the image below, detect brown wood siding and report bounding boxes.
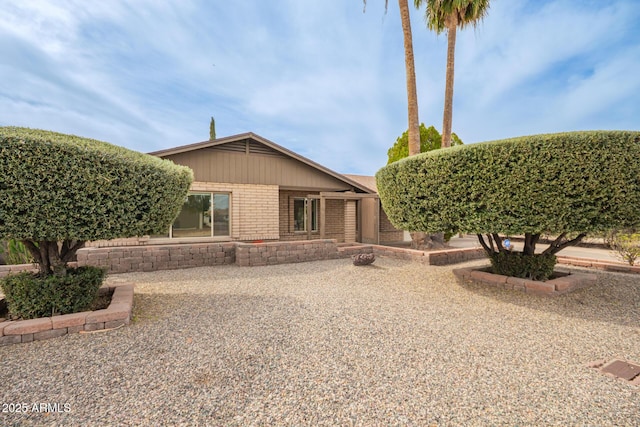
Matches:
[164,149,354,191]
[360,198,378,244]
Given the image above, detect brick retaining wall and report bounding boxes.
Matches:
[369,245,486,265]
[452,267,597,296]
[8,242,635,276]
[236,240,343,266]
[76,242,236,273]
[0,264,38,279]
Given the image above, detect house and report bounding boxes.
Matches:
[91,132,403,247]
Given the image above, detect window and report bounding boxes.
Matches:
[293,198,318,232]
[212,193,230,236]
[163,192,230,238]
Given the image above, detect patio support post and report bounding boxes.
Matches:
[376,197,380,245]
[306,197,312,240]
[357,199,362,243]
[320,195,326,239]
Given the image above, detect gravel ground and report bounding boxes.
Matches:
[1,257,639,426]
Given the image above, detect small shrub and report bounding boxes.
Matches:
[610,232,640,265]
[489,252,557,281]
[1,267,105,319]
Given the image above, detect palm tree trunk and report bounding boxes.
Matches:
[399,0,433,248]
[441,19,457,148]
[398,0,420,156]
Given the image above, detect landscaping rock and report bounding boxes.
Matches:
[352,253,375,266]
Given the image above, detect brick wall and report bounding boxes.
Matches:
[2,242,489,277]
[379,208,404,244]
[76,243,236,273]
[182,182,280,241]
[344,200,356,243]
[0,264,38,278]
[86,237,152,248]
[371,245,486,265]
[279,191,346,242]
[236,240,342,266]
[325,199,345,242]
[88,182,280,248]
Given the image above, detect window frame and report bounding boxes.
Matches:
[166,191,231,239]
[293,197,318,233]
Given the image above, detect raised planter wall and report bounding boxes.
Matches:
[75,241,485,271]
[557,255,640,273]
[370,245,486,265]
[453,267,598,296]
[0,264,38,279]
[236,240,345,266]
[76,242,236,273]
[0,283,134,346]
[4,242,635,276]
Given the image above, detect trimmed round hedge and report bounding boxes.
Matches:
[0,127,193,241]
[376,131,640,236]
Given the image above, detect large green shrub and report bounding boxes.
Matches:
[1,267,105,319]
[376,131,640,277]
[0,127,193,275]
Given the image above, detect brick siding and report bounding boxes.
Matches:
[379,208,404,244]
[344,200,356,243]
[88,182,280,248]
[278,191,345,242]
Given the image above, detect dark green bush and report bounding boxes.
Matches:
[376,131,640,277]
[0,127,193,241]
[489,252,557,281]
[377,131,640,235]
[1,267,105,319]
[0,127,193,275]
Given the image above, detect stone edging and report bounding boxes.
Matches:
[0,283,134,346]
[452,266,598,296]
[369,245,486,265]
[557,256,640,274]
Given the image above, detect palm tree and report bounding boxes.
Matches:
[365,1,445,249]
[364,0,420,156]
[417,0,490,147]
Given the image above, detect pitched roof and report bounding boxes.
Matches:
[343,174,378,193]
[149,132,375,194]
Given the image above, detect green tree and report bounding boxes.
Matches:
[0,127,193,276]
[377,131,640,279]
[416,0,490,148]
[209,116,216,140]
[387,123,463,164]
[364,0,420,156]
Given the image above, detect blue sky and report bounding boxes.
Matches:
[1,1,639,176]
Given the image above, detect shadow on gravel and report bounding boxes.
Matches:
[458,267,640,328]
